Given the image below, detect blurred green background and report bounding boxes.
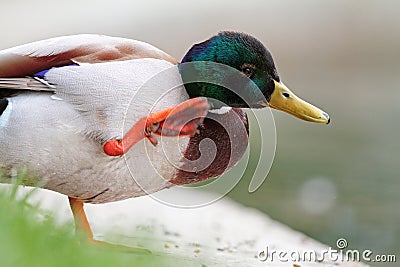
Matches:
[1,0,399,265]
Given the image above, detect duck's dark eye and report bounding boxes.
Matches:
[241,64,255,78]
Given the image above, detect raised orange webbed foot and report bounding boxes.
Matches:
[103,97,209,156]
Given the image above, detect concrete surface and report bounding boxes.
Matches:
[9,185,369,267]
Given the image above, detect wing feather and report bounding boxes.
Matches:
[0,77,54,91]
[0,34,178,78]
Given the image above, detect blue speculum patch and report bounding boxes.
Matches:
[34,63,79,78]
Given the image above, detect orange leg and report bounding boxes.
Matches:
[68,197,150,253]
[103,97,209,156]
[68,197,94,240]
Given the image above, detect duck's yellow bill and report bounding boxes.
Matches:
[265,80,330,124]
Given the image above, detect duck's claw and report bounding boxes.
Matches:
[144,122,160,146]
[144,131,158,146]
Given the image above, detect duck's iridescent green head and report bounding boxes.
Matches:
[181,31,277,108]
[180,31,330,124]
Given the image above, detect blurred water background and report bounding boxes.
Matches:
[1,0,398,265]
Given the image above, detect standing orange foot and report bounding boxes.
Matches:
[103,97,210,156]
[68,197,150,254]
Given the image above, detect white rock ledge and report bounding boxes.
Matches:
[10,186,368,267]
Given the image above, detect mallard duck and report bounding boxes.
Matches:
[0,31,329,247]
